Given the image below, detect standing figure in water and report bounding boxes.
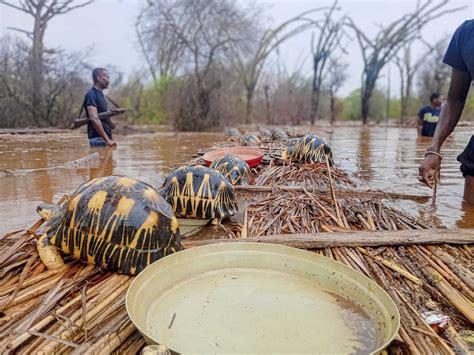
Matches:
[82,68,117,148]
[417,93,443,137]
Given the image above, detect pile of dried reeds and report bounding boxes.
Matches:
[0,228,142,354]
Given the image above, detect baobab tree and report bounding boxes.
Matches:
[0,0,93,125]
[346,0,463,124]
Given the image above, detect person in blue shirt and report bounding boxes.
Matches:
[419,20,474,203]
[82,68,117,147]
[417,93,443,137]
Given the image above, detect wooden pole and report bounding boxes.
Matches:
[234,184,430,202]
[183,229,474,249]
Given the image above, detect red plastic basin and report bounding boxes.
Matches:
[202,147,264,168]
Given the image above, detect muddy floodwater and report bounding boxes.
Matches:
[0,126,472,233]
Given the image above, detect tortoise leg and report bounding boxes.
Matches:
[37,233,65,270]
[211,218,221,225]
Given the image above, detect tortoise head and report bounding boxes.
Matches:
[36,203,63,221]
[281,140,297,161]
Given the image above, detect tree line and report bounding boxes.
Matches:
[0,0,472,130]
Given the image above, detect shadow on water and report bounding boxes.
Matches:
[0,127,472,233]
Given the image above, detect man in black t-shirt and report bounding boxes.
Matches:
[82,68,116,147]
[419,20,474,203]
[417,93,443,137]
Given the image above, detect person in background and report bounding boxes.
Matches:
[83,68,117,147]
[417,93,443,137]
[418,20,474,203]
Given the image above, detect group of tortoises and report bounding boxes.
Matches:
[36,131,333,275]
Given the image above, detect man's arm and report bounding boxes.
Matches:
[429,69,471,152]
[87,105,116,146]
[419,68,471,187]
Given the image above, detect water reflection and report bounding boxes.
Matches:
[356,129,373,181]
[88,146,114,180]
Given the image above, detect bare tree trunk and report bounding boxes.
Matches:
[330,90,336,124]
[310,88,320,125]
[30,0,46,125]
[386,65,390,123]
[361,72,377,124]
[264,84,271,124]
[245,88,253,124]
[404,74,413,122]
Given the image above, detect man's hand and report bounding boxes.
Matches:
[418,154,441,188]
[105,139,117,147]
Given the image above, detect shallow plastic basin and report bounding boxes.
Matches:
[126,242,400,354]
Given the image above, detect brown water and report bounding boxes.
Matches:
[146,269,377,354]
[0,127,472,234]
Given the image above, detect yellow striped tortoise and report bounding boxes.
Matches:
[210,154,250,185]
[282,133,334,166]
[36,176,182,275]
[160,166,238,223]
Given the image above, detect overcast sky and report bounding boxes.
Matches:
[1,0,472,98]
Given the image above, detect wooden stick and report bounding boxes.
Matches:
[431,179,437,208]
[235,184,430,201]
[427,246,474,291]
[183,229,474,249]
[325,158,342,226]
[241,207,248,239]
[357,247,422,285]
[415,255,474,323]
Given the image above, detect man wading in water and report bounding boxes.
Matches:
[417,93,444,137]
[83,68,117,147]
[419,20,474,203]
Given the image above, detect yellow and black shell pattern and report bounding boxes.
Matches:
[160,166,238,219]
[283,134,334,166]
[45,176,182,275]
[210,154,250,185]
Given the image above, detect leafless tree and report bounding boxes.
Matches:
[394,37,448,123]
[269,59,312,125]
[417,38,451,102]
[135,0,188,80]
[140,0,255,130]
[346,0,463,124]
[0,35,89,127]
[0,0,93,125]
[230,6,326,124]
[325,57,348,124]
[310,1,345,123]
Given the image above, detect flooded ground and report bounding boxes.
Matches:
[0,126,472,233]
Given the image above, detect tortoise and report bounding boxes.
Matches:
[36,176,182,275]
[283,126,298,138]
[258,128,273,141]
[160,166,238,223]
[271,128,288,141]
[210,154,251,185]
[241,134,260,146]
[227,128,241,137]
[281,133,334,166]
